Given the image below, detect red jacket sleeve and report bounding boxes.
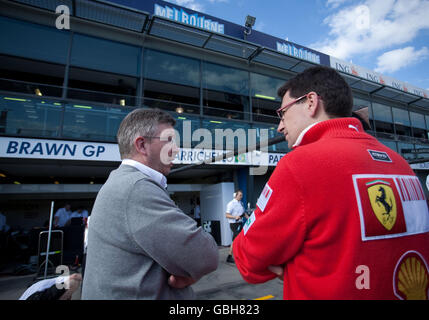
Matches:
[233,159,307,283]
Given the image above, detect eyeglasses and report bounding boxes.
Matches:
[276,94,309,119]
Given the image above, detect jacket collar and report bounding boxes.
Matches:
[121,159,167,189]
[292,118,365,149]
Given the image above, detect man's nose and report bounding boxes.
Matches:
[277,120,284,134]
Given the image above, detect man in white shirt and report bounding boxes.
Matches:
[54,204,73,228]
[71,207,89,219]
[225,190,246,263]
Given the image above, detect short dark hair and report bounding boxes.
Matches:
[117,108,176,159]
[277,66,353,118]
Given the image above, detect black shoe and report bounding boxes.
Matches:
[226,255,235,264]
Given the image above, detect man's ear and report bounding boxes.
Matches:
[134,136,148,156]
[307,92,322,118]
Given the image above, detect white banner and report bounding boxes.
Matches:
[0,137,286,167]
[330,57,429,99]
[0,137,120,161]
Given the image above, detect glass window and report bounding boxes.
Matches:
[410,111,427,140]
[62,103,132,142]
[372,103,393,135]
[353,97,371,108]
[414,145,429,160]
[353,97,372,121]
[67,67,138,106]
[144,49,200,87]
[71,34,141,77]
[393,108,411,137]
[251,73,285,124]
[393,108,410,126]
[0,55,64,97]
[410,112,425,129]
[201,119,250,151]
[0,95,61,138]
[252,123,289,153]
[372,103,392,122]
[0,16,70,64]
[203,62,248,95]
[202,62,249,120]
[252,98,279,124]
[143,79,200,114]
[398,142,415,160]
[173,114,201,148]
[379,139,397,152]
[251,73,285,100]
[143,50,200,114]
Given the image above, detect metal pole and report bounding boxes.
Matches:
[44,201,55,279]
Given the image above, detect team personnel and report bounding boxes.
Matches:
[225,190,246,264]
[233,66,429,299]
[82,108,218,299]
[53,204,73,227]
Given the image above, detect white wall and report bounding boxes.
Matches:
[200,182,234,246]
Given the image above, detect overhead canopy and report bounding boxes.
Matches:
[339,73,429,107]
[11,0,150,32]
[372,86,421,104]
[9,0,429,108]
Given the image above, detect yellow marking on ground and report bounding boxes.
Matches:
[253,295,274,300]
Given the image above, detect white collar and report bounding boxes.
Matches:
[121,159,167,189]
[292,122,321,148]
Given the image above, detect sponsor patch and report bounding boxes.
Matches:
[368,150,392,163]
[243,212,256,236]
[256,183,272,212]
[353,174,429,241]
[393,251,429,300]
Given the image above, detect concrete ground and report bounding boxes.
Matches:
[0,247,283,300]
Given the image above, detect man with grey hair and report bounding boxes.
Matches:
[82,108,219,300]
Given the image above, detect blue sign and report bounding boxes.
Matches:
[107,0,329,66]
[154,3,225,34]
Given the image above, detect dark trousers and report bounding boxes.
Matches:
[229,223,242,241]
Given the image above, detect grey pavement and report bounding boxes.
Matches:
[0,247,283,300]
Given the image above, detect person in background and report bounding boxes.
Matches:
[233,66,429,300]
[53,204,73,228]
[71,207,89,224]
[225,190,246,264]
[82,108,218,300]
[193,198,201,227]
[19,273,82,300]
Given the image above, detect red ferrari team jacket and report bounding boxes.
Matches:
[233,118,429,299]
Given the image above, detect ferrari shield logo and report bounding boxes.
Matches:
[367,180,397,230]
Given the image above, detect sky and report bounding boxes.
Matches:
[164,0,429,91]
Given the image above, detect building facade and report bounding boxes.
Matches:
[1,0,429,231]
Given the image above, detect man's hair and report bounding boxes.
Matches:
[277,66,353,118]
[234,189,243,197]
[117,108,176,159]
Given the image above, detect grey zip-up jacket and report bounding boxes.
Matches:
[81,164,218,299]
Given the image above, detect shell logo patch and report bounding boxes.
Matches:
[393,251,429,300]
[367,180,397,231]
